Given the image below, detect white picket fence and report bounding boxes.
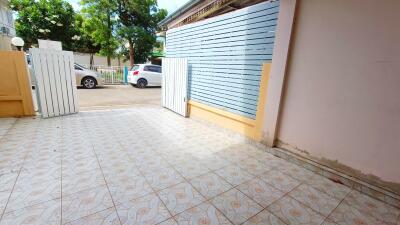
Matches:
[82,65,127,84]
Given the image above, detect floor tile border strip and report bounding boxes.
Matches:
[190,116,400,209]
[257,144,400,210]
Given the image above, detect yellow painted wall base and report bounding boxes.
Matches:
[188,63,271,141]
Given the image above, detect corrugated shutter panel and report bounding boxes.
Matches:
[166,1,279,119]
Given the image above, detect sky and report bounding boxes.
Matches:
[68,0,190,15]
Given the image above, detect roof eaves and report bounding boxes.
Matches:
[158,0,204,27]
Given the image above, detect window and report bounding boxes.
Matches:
[74,65,83,70]
[144,66,161,73]
[131,65,139,71]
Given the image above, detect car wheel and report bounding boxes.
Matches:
[137,79,147,88]
[82,77,96,89]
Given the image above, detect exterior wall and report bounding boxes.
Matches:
[274,0,400,186]
[0,0,15,50]
[73,52,130,67]
[167,1,279,119]
[0,51,35,117]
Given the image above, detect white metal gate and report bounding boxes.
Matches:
[30,48,79,118]
[162,58,188,117]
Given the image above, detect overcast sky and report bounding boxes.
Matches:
[68,0,190,15]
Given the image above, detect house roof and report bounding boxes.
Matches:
[159,0,268,29]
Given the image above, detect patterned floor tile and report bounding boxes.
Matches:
[197,155,232,171]
[327,202,386,225]
[158,182,205,216]
[6,178,61,212]
[0,172,18,192]
[0,199,61,225]
[173,159,210,179]
[211,188,262,225]
[108,175,153,204]
[279,164,320,183]
[175,202,232,225]
[343,190,400,224]
[305,176,351,201]
[116,193,171,225]
[237,178,285,207]
[242,210,286,225]
[0,190,11,216]
[62,185,114,223]
[289,184,340,216]
[258,170,300,193]
[215,165,255,186]
[267,196,325,225]
[158,218,178,225]
[236,158,274,176]
[189,172,233,199]
[62,169,106,196]
[144,167,185,191]
[64,207,121,225]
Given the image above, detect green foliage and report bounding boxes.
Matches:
[10,0,78,50]
[117,0,167,63]
[80,0,120,61]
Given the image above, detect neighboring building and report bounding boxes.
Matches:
[161,0,400,205]
[0,0,15,50]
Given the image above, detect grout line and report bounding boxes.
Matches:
[82,114,123,225]
[320,189,352,225]
[0,118,40,222]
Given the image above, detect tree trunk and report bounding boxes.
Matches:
[107,55,111,66]
[89,54,94,69]
[129,40,134,67]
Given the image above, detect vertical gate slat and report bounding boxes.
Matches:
[30,48,79,118]
[162,58,188,117]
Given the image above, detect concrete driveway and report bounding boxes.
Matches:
[78,85,161,110]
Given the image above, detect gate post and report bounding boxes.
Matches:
[124,66,128,84]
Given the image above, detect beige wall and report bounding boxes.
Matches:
[274,0,400,185]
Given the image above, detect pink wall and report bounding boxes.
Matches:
[276,0,400,183]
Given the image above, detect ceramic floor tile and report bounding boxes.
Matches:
[0,172,18,192]
[63,207,121,225]
[158,182,205,216]
[258,170,300,193]
[144,167,185,191]
[242,210,286,225]
[197,155,232,171]
[211,188,262,225]
[279,164,320,183]
[0,199,61,225]
[267,196,325,225]
[343,190,400,224]
[62,169,106,196]
[237,177,285,207]
[173,160,210,180]
[175,202,232,225]
[6,178,61,212]
[215,165,255,186]
[116,193,171,225]
[108,175,153,204]
[289,184,340,216]
[62,185,114,223]
[158,218,178,225]
[0,190,11,215]
[305,176,351,201]
[189,172,233,199]
[327,202,386,225]
[236,158,274,176]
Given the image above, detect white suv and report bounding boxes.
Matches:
[127,64,162,88]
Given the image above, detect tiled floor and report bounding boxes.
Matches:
[0,106,399,225]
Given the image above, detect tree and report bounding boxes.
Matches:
[117,0,167,66]
[81,0,119,66]
[10,0,77,50]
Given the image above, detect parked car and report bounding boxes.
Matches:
[74,64,104,89]
[127,64,162,88]
[27,58,104,89]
